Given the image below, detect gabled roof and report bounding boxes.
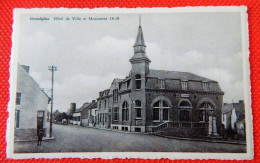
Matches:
[147,69,216,82]
[86,101,97,110]
[75,103,91,113]
[222,104,234,114]
[18,64,51,101]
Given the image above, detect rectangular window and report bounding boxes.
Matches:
[113,107,119,121]
[15,110,20,128]
[202,82,210,90]
[113,89,119,102]
[136,108,141,118]
[158,79,165,89]
[153,108,160,121]
[104,100,107,108]
[181,81,188,90]
[163,109,169,121]
[16,93,21,105]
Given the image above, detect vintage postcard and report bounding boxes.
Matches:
[7,7,253,160]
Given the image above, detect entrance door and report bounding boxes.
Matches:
[37,110,45,134]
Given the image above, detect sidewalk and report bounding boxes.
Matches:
[153,133,246,145]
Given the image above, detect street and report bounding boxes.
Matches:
[14,123,246,153]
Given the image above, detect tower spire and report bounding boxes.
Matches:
[130,17,151,64]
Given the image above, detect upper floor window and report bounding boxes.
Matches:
[181,81,188,90]
[113,89,119,102]
[16,93,21,105]
[202,82,210,90]
[99,101,101,109]
[158,79,165,89]
[135,74,141,90]
[104,100,107,108]
[135,100,142,118]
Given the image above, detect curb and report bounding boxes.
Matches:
[154,134,246,145]
[14,137,55,142]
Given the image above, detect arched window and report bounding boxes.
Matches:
[179,100,192,122]
[135,74,141,90]
[122,101,129,121]
[135,100,142,118]
[153,100,170,121]
[199,102,214,122]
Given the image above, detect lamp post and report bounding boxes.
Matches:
[48,65,57,138]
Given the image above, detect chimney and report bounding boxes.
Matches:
[92,100,96,103]
[21,65,30,73]
[70,103,76,114]
[239,100,244,104]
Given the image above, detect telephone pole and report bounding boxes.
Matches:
[48,65,57,138]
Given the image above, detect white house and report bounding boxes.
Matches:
[15,64,50,141]
[221,100,245,136]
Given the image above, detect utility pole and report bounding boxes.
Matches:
[48,65,57,138]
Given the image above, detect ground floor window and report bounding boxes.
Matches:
[163,109,169,121]
[113,107,119,121]
[153,100,170,121]
[180,110,189,121]
[153,108,160,121]
[15,110,20,128]
[122,101,129,121]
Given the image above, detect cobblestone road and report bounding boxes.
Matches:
[14,123,246,153]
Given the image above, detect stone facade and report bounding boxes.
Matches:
[96,23,224,136]
[14,64,50,141]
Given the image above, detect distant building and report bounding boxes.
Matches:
[81,100,97,127]
[222,100,245,136]
[73,102,90,125]
[96,21,224,137]
[15,64,50,141]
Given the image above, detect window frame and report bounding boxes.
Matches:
[16,92,22,105]
[158,79,165,89]
[202,82,210,91]
[135,100,142,119]
[135,74,142,90]
[181,81,188,90]
[113,107,119,121]
[152,100,170,122]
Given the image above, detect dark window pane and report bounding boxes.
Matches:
[153,101,160,107]
[163,101,169,107]
[136,108,141,118]
[136,80,141,89]
[153,108,160,120]
[163,109,169,120]
[135,100,141,107]
[180,110,189,121]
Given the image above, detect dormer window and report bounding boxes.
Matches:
[181,81,188,90]
[158,79,165,89]
[135,74,141,90]
[202,82,210,90]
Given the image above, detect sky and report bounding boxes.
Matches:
[17,11,244,113]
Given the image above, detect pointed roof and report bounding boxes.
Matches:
[134,25,146,47]
[130,21,151,63]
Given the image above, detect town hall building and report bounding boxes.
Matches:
[97,21,224,137]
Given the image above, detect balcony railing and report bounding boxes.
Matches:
[150,121,208,133]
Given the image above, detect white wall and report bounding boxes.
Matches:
[16,65,49,130]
